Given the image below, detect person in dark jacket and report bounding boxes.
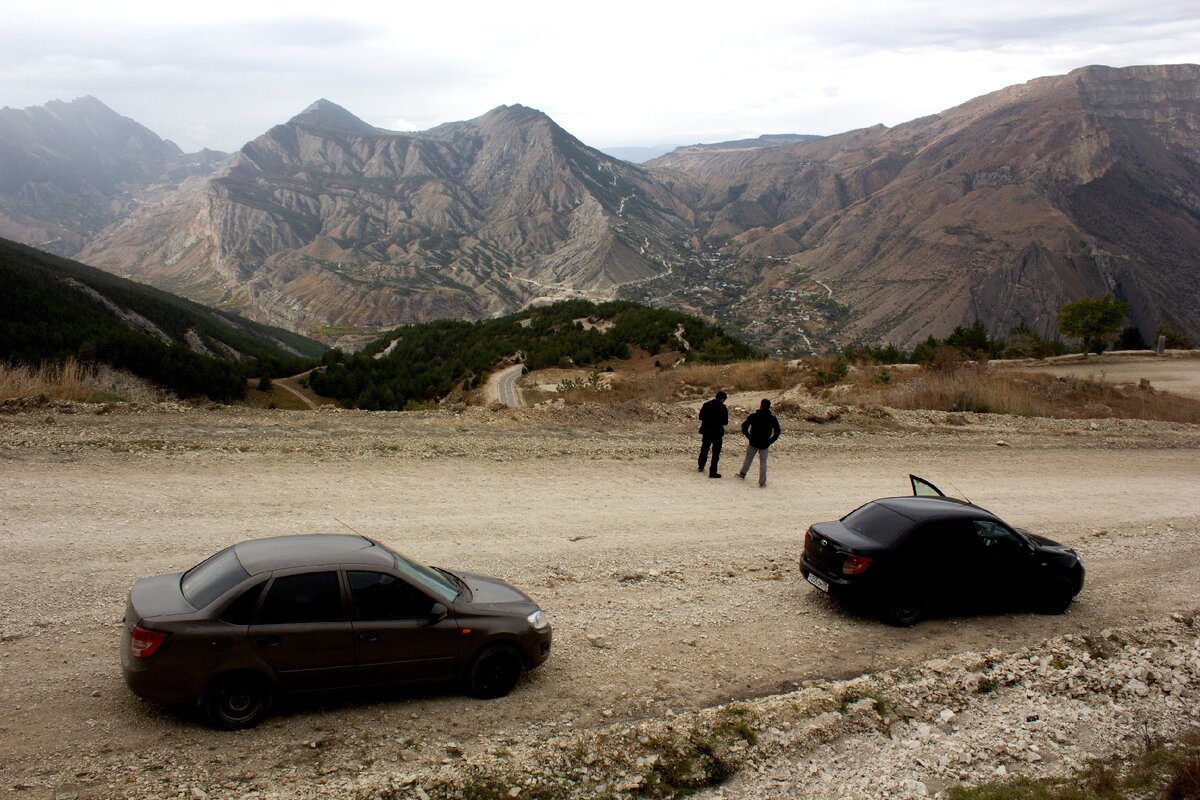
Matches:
[737,398,781,487]
[696,390,728,478]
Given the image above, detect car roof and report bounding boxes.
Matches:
[231,534,395,575]
[872,496,1000,523]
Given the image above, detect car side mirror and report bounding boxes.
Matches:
[428,602,448,625]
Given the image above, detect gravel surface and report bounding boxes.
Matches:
[1,397,1197,799]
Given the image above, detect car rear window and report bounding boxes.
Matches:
[841,502,913,546]
[181,546,250,609]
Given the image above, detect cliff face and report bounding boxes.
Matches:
[650,64,1200,346]
[79,101,694,342]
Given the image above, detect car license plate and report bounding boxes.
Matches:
[806,573,830,593]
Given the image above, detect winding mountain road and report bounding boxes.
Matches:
[485,363,525,407]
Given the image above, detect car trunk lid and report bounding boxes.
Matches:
[806,521,890,574]
[126,572,192,625]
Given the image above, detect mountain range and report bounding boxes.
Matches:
[2,64,1198,352]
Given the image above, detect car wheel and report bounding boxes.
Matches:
[466,645,523,699]
[203,673,271,730]
[1037,575,1075,615]
[881,586,925,627]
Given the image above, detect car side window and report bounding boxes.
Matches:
[973,520,1026,554]
[348,571,436,620]
[256,572,344,624]
[220,580,265,624]
[909,519,975,555]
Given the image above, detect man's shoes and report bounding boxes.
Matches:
[736,472,746,480]
[759,483,766,488]
[709,473,722,479]
[698,466,705,472]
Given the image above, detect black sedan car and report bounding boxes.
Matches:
[121,534,552,728]
[800,476,1084,626]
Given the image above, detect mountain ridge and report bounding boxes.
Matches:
[641,63,1200,347]
[75,99,695,347]
[3,65,1198,352]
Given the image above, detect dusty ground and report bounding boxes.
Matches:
[1,396,1199,799]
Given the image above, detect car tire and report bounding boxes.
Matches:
[881,586,925,627]
[203,673,271,730]
[465,645,523,699]
[1037,575,1075,615]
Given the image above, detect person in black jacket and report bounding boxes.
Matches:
[696,391,728,478]
[737,398,781,487]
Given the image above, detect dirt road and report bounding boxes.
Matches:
[1,400,1197,798]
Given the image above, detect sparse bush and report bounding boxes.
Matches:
[1115,326,1150,350]
[1003,324,1063,359]
[1156,322,1195,350]
[557,373,602,393]
[925,345,966,373]
[813,356,849,387]
[943,730,1200,800]
[976,677,999,694]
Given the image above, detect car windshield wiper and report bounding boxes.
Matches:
[434,567,467,597]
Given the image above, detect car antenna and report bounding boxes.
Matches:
[334,517,364,536]
[947,481,972,504]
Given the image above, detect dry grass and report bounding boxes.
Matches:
[0,359,165,403]
[549,356,1200,424]
[558,360,805,405]
[846,364,1200,423]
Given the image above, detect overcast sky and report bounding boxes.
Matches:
[3,0,1198,153]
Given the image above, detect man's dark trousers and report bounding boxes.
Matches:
[698,433,723,476]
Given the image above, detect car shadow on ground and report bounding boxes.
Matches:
[141,671,552,731]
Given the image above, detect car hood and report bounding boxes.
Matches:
[457,571,537,611]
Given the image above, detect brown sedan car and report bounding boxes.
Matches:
[121,534,552,728]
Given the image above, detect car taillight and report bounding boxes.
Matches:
[804,527,812,550]
[842,554,872,576]
[130,625,168,658]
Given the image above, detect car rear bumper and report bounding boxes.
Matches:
[120,625,211,703]
[800,555,868,601]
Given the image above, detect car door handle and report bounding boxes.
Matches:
[359,631,379,642]
[255,635,281,646]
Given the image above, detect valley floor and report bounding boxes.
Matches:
[0,399,1197,798]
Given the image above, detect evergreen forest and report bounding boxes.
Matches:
[0,238,323,402]
[308,299,757,410]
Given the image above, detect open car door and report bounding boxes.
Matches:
[910,474,946,497]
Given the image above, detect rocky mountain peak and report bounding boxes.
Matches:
[2,95,182,158]
[481,103,551,123]
[287,98,379,135]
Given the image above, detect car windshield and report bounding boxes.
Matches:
[841,502,914,546]
[388,549,459,604]
[181,546,250,609]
